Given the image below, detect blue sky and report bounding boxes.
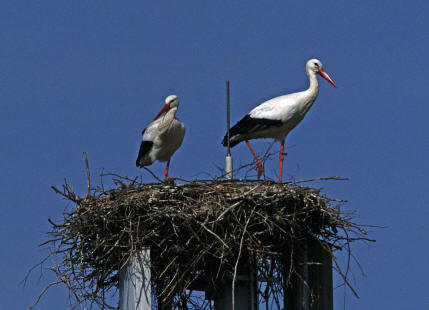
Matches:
[1,1,428,309]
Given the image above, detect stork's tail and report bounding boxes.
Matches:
[136,140,154,167]
[221,135,241,147]
[222,114,284,148]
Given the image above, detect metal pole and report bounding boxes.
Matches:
[225,81,233,179]
[119,249,152,310]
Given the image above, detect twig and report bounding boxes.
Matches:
[214,184,261,222]
[143,166,163,183]
[29,280,62,310]
[200,222,230,250]
[232,207,255,310]
[294,176,349,184]
[50,186,76,201]
[83,152,91,198]
[332,256,360,299]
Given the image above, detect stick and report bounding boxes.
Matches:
[29,281,62,310]
[143,166,163,183]
[83,152,90,197]
[294,176,349,184]
[232,207,255,310]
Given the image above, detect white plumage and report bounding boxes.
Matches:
[222,59,337,182]
[136,95,185,180]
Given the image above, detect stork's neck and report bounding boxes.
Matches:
[294,70,320,115]
[159,106,178,135]
[167,106,178,118]
[306,71,319,101]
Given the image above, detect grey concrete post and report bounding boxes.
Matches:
[214,267,258,310]
[119,249,152,310]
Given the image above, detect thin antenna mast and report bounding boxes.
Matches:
[225,81,233,179]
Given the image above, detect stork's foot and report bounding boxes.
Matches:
[245,140,264,179]
[256,160,263,179]
[163,177,175,185]
[279,140,286,184]
[164,160,170,181]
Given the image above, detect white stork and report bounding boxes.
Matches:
[136,95,185,180]
[222,59,337,183]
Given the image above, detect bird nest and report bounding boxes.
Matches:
[30,176,372,309]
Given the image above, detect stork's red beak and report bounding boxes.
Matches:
[318,69,337,88]
[154,104,170,120]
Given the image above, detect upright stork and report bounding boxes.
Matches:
[136,95,185,180]
[222,59,337,183]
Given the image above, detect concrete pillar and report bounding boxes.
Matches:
[308,240,333,310]
[119,249,152,310]
[214,266,258,310]
[284,240,333,310]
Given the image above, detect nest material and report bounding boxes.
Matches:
[37,179,370,309]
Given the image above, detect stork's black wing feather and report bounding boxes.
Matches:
[222,115,283,147]
[136,141,153,167]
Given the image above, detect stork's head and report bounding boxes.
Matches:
[154,95,179,120]
[306,59,337,88]
[165,94,179,108]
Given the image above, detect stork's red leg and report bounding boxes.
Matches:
[164,160,170,181]
[245,140,263,179]
[279,139,285,183]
